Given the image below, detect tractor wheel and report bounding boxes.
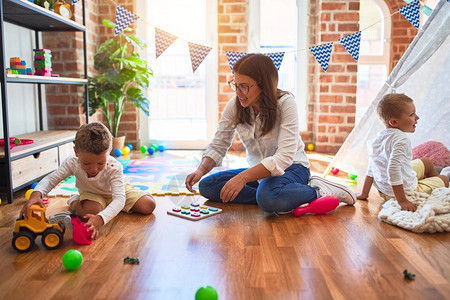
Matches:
[42,228,63,250]
[12,231,36,253]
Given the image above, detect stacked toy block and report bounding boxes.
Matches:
[33,49,53,76]
[8,57,32,75]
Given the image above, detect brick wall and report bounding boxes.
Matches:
[218,0,248,151]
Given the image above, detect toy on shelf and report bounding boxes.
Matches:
[8,57,33,75]
[0,137,34,149]
[293,196,339,217]
[168,202,222,221]
[33,49,54,77]
[11,205,91,253]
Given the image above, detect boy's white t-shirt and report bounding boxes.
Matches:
[366,128,417,196]
[34,155,125,224]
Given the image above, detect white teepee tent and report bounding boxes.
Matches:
[324,0,450,178]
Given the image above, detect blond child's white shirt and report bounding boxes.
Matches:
[203,93,309,175]
[367,128,417,196]
[34,155,125,224]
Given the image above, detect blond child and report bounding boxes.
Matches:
[357,93,449,211]
[20,122,156,239]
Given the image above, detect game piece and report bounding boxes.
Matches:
[293,196,339,217]
[191,203,200,207]
[331,167,340,175]
[62,249,83,271]
[199,205,207,209]
[172,207,181,212]
[195,286,218,300]
[403,269,415,280]
[348,173,358,180]
[124,256,140,264]
[168,204,222,221]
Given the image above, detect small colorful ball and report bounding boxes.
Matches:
[331,167,340,175]
[150,144,158,151]
[147,147,155,155]
[140,145,148,153]
[307,143,315,151]
[121,146,130,156]
[25,189,34,200]
[348,173,358,180]
[195,286,218,300]
[0,197,2,205]
[127,143,133,151]
[62,249,83,271]
[157,145,165,152]
[31,182,38,189]
[114,148,122,157]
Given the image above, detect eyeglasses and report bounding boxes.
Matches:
[228,80,256,95]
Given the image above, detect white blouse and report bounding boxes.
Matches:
[203,93,309,176]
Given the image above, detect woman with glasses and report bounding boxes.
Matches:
[185,54,356,214]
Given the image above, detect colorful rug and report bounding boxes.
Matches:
[47,151,248,197]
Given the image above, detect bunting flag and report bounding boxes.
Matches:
[398,0,420,29]
[72,0,79,4]
[309,42,333,72]
[155,28,178,59]
[114,5,139,36]
[188,43,212,73]
[264,52,285,71]
[339,31,361,62]
[225,51,246,72]
[225,51,285,72]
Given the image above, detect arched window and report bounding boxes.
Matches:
[356,0,391,123]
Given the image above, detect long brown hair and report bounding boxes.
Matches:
[232,54,287,136]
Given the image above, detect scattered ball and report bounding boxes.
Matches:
[157,145,165,152]
[25,189,34,201]
[114,148,122,157]
[348,173,358,180]
[62,249,83,271]
[31,182,38,189]
[150,144,158,151]
[147,147,155,155]
[0,197,2,205]
[121,146,130,156]
[195,286,218,300]
[127,143,133,151]
[331,167,340,175]
[307,143,315,151]
[140,145,148,154]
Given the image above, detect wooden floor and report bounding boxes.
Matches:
[0,152,449,300]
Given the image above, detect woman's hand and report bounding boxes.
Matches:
[185,170,204,193]
[19,191,44,219]
[220,174,246,203]
[83,214,104,240]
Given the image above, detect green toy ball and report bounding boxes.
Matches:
[62,249,83,271]
[195,286,218,300]
[348,173,358,180]
[150,143,158,151]
[140,145,148,154]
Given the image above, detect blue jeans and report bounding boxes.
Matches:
[199,164,317,213]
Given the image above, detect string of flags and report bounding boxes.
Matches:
[110,0,435,73]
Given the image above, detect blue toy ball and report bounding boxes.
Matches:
[147,147,155,155]
[31,182,38,189]
[114,148,122,157]
[157,145,165,152]
[127,143,133,151]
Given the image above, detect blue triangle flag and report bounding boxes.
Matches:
[114,5,139,35]
[398,0,420,29]
[226,51,285,72]
[339,31,361,62]
[309,42,333,72]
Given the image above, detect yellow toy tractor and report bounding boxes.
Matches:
[12,205,71,253]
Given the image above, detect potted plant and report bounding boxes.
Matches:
[84,19,152,151]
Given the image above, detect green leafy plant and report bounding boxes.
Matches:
[84,19,152,137]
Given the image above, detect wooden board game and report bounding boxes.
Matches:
[167,203,222,221]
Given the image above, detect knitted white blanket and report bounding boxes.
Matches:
[378,188,450,233]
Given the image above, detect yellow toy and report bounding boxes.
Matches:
[12,205,65,253]
[25,189,34,200]
[307,143,315,151]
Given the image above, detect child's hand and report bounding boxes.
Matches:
[398,199,417,212]
[356,192,369,200]
[19,191,44,219]
[83,214,104,240]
